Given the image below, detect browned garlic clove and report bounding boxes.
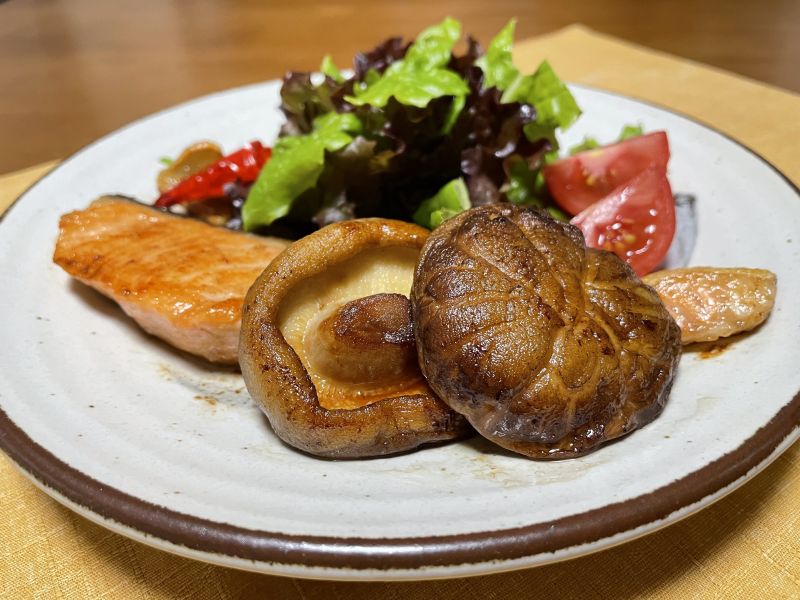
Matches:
[156,141,223,193]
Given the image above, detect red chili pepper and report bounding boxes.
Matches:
[155,141,271,208]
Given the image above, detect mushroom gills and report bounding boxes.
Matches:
[278,246,428,410]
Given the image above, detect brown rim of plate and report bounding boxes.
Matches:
[0,83,799,571]
[1,397,798,570]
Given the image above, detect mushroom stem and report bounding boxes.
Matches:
[305,293,418,385]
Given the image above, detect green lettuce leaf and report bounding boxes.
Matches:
[413,178,470,229]
[478,19,581,135]
[404,16,462,70]
[568,137,600,155]
[345,17,468,125]
[504,156,544,207]
[618,123,644,140]
[347,67,468,109]
[518,61,581,131]
[474,19,519,90]
[568,124,645,155]
[443,94,466,134]
[502,147,560,208]
[242,112,362,230]
[320,55,345,83]
[546,206,569,221]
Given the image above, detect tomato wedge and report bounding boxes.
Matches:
[543,131,670,216]
[570,166,676,276]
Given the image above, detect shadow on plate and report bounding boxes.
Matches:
[68,279,239,375]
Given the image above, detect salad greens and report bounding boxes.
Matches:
[242,113,361,229]
[413,178,470,229]
[243,17,582,233]
[569,124,644,155]
[476,20,581,135]
[618,124,645,141]
[345,16,468,119]
[320,55,345,84]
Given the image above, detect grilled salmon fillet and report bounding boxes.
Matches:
[643,267,777,344]
[53,196,290,363]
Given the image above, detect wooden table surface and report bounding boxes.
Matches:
[1,0,798,174]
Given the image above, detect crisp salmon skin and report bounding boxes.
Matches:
[53,196,290,363]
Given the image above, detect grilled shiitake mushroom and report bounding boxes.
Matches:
[411,204,682,459]
[239,219,471,458]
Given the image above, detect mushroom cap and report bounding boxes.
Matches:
[411,205,682,459]
[239,218,471,458]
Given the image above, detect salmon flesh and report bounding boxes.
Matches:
[53,196,289,363]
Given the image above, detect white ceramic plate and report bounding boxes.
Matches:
[1,83,798,581]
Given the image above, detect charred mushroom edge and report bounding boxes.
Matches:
[239,218,471,458]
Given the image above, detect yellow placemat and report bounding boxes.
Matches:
[2,26,799,599]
